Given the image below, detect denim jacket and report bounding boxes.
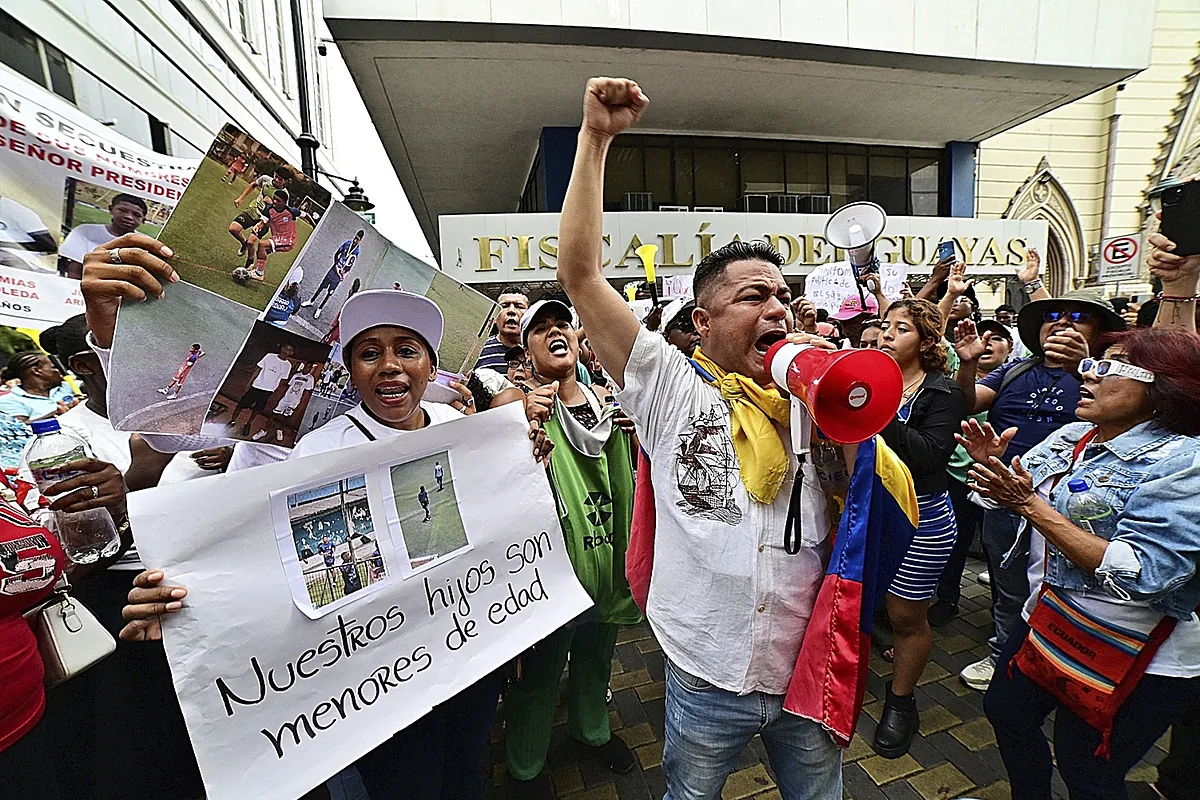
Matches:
[1002,420,1200,620]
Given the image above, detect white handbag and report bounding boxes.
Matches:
[24,576,116,687]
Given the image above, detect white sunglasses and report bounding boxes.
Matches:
[1079,358,1155,384]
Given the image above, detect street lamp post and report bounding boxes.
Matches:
[319,172,375,215]
[289,0,320,178]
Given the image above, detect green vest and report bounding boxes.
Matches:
[544,394,642,626]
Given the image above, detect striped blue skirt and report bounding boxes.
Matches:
[888,490,957,602]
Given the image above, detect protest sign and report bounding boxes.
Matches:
[661,274,692,300]
[0,68,195,326]
[129,403,592,799]
[107,126,497,440]
[803,260,909,314]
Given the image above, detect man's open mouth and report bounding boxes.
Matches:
[548,338,569,355]
[755,330,786,354]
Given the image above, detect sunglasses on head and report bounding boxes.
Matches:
[1043,309,1093,324]
[1079,358,1155,384]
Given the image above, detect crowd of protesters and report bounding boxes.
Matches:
[0,75,1197,800]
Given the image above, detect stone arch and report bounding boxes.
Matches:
[1002,157,1086,297]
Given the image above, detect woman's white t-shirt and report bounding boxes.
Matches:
[286,401,462,459]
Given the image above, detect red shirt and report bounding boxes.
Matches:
[0,502,65,752]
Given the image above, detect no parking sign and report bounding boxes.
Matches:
[1099,235,1140,283]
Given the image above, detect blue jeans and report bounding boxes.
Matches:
[981,506,1030,662]
[663,660,841,800]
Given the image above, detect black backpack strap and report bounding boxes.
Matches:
[996,356,1041,396]
[344,413,376,441]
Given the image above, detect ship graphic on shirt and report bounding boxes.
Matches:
[675,405,742,526]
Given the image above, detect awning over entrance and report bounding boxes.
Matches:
[326,3,1151,249]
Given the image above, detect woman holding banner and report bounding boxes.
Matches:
[77,233,553,800]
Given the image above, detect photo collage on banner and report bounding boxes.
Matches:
[107,125,499,443]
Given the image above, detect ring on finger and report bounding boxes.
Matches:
[109,248,123,264]
[90,485,100,499]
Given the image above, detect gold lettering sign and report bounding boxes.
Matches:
[473,236,508,271]
[472,231,1033,273]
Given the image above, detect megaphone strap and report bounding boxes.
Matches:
[782,456,806,556]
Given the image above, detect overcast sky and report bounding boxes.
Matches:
[323,43,436,266]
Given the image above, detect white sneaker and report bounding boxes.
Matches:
[960,657,995,692]
[976,570,991,587]
[301,300,314,308]
[314,306,322,319]
[157,387,169,395]
[251,430,268,441]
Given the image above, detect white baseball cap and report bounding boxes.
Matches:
[660,297,695,331]
[520,299,575,344]
[335,289,444,361]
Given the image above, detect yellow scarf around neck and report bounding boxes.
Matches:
[692,347,791,504]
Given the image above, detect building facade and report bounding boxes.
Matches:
[2,0,338,177]
[977,0,1200,298]
[327,0,1155,302]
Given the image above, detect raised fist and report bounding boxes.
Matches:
[582,77,649,140]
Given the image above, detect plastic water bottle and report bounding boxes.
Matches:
[23,419,119,564]
[1065,479,1112,535]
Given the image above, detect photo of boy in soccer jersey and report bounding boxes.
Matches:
[302,229,364,319]
[228,167,290,256]
[240,190,315,282]
[156,344,204,400]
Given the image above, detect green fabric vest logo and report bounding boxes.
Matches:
[584,491,613,527]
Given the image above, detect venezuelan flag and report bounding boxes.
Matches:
[783,435,918,747]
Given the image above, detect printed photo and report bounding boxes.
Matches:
[262,202,385,341]
[203,321,330,446]
[280,474,389,611]
[385,451,470,572]
[366,244,497,375]
[57,178,171,279]
[157,123,329,311]
[107,284,258,434]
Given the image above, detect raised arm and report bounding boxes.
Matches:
[557,78,649,390]
[1146,196,1199,333]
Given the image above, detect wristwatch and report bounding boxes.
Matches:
[1023,278,1044,294]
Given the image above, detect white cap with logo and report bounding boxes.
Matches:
[335,289,444,358]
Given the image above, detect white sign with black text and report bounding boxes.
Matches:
[129,404,591,800]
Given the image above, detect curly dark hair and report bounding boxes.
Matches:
[884,298,950,375]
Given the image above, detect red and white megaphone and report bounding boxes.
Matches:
[765,341,903,448]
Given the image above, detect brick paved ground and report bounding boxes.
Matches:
[483,558,1169,800]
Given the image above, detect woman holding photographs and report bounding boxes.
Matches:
[78,233,553,800]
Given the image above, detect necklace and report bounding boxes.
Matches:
[901,374,925,401]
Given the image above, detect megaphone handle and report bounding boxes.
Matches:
[783,456,805,556]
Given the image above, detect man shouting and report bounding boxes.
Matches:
[555,77,842,799]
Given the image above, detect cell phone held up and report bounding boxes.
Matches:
[936,240,956,263]
[1158,180,1200,257]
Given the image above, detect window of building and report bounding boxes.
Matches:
[591,134,945,216]
[274,0,292,97]
[0,10,45,86]
[237,0,260,51]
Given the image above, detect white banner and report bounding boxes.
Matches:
[0,66,196,326]
[438,212,1049,284]
[129,404,592,800]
